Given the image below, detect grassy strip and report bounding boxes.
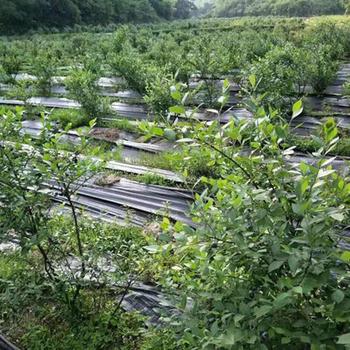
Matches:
[289,134,350,157]
[0,216,170,350]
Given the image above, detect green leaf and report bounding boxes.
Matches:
[340,251,350,262]
[292,286,303,295]
[332,290,345,304]
[273,292,293,309]
[171,90,182,101]
[282,337,291,344]
[288,255,299,274]
[89,118,97,128]
[164,129,176,141]
[151,127,164,137]
[337,333,350,344]
[254,305,272,318]
[218,96,226,104]
[330,212,344,222]
[292,201,309,215]
[296,178,309,197]
[220,333,236,346]
[176,138,194,143]
[292,99,303,120]
[268,260,284,273]
[144,245,159,254]
[169,105,185,115]
[249,75,256,88]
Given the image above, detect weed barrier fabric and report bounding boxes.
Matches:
[116,140,172,153]
[121,283,179,325]
[53,195,150,227]
[1,138,185,183]
[102,160,184,183]
[0,335,20,350]
[47,178,194,227]
[0,97,253,124]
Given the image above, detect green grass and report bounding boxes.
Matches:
[290,134,350,157]
[49,109,91,129]
[99,118,139,134]
[0,217,164,350]
[98,169,187,188]
[127,151,176,171]
[135,172,178,187]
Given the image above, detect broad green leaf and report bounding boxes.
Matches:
[249,74,256,88]
[171,90,182,101]
[218,96,226,104]
[296,178,309,197]
[292,201,309,215]
[144,245,159,254]
[292,286,303,295]
[321,157,336,168]
[164,129,176,141]
[282,337,291,344]
[273,292,293,309]
[330,212,344,222]
[169,105,185,114]
[332,290,345,304]
[254,305,272,318]
[318,169,335,178]
[268,260,284,273]
[340,251,350,262]
[292,99,303,120]
[288,255,299,273]
[337,333,350,344]
[152,127,164,137]
[223,79,230,89]
[220,333,236,346]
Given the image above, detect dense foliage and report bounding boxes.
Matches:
[1,15,350,349]
[142,87,350,349]
[214,0,347,17]
[0,0,196,34]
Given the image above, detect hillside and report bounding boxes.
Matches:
[213,0,347,17]
[0,0,195,34]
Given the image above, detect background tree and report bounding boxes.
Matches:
[174,0,197,18]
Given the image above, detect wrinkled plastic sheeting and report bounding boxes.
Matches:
[0,334,20,350]
[121,283,179,325]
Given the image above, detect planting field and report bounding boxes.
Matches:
[1,15,350,350]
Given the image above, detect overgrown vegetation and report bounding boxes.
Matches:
[0,0,196,35]
[140,85,350,348]
[213,0,347,17]
[1,13,350,350]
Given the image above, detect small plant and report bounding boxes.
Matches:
[0,47,22,84]
[306,44,338,94]
[30,49,58,96]
[147,96,350,348]
[145,72,183,118]
[6,80,40,118]
[343,81,350,96]
[66,66,110,121]
[101,118,138,133]
[135,172,173,187]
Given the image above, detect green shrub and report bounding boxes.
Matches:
[144,98,350,349]
[343,81,350,96]
[30,49,58,96]
[66,67,110,120]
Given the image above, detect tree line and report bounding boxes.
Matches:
[213,0,348,17]
[0,0,196,35]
